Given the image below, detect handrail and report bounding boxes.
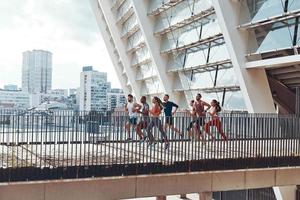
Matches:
[0,110,299,183]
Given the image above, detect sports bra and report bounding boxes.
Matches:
[151,104,161,117]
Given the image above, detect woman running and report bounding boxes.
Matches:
[146,96,170,149]
[204,99,227,141]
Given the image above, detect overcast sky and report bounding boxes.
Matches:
[0,0,120,90]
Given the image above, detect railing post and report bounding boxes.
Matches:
[296,87,300,117]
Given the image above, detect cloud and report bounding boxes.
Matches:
[0,0,120,89]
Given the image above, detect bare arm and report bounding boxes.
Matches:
[124,103,128,112]
[190,107,196,116]
[172,102,179,115]
[134,103,142,112]
[202,101,211,112]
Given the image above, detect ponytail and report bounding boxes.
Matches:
[212,99,222,113]
[154,96,164,110]
[216,101,222,112]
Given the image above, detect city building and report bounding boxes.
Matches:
[49,89,68,97]
[29,92,76,110]
[69,88,77,96]
[91,0,300,115]
[107,88,126,111]
[4,84,18,91]
[22,50,52,94]
[90,0,300,199]
[0,89,29,109]
[79,66,109,112]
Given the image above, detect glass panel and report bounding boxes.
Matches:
[255,20,295,53]
[168,53,185,71]
[216,67,239,86]
[288,0,300,11]
[154,0,213,32]
[144,77,163,94]
[127,30,144,50]
[246,0,285,22]
[131,46,150,66]
[116,0,132,20]
[136,63,157,79]
[184,90,246,110]
[209,44,230,63]
[160,15,221,52]
[185,49,208,68]
[201,17,221,38]
[168,42,229,70]
[177,66,237,90]
[121,14,138,36]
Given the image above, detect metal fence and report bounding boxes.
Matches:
[0,110,299,182]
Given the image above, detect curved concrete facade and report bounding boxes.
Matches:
[90,0,300,113]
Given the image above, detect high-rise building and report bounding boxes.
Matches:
[107,88,126,111]
[91,0,300,115]
[79,66,109,112]
[90,0,300,199]
[22,50,52,94]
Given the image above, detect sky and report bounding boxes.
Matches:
[0,0,120,90]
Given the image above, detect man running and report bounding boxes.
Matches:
[186,99,197,138]
[125,94,141,141]
[136,96,149,141]
[162,94,182,138]
[193,93,211,141]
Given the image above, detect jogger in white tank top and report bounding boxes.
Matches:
[125,94,141,141]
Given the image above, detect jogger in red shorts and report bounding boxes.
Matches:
[204,99,227,141]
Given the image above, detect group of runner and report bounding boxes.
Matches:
[124,93,227,149]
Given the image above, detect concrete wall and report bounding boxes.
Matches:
[0,167,300,200]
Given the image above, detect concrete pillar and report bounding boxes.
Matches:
[296,185,300,200]
[156,195,166,200]
[273,186,297,200]
[199,192,212,200]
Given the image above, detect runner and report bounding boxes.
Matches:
[136,96,149,141]
[204,99,228,141]
[162,94,183,138]
[125,94,141,141]
[186,99,197,138]
[147,96,169,149]
[193,93,212,141]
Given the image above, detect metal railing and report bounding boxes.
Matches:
[0,110,299,182]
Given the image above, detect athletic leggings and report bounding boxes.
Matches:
[147,117,167,142]
[204,117,227,140]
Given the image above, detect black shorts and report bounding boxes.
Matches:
[187,117,205,129]
[128,117,137,125]
[195,117,205,126]
[165,116,174,125]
